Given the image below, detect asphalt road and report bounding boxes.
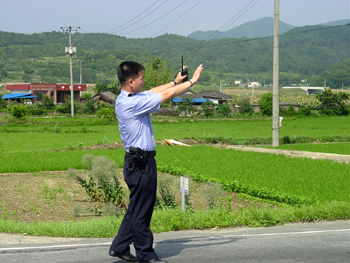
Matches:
[0,220,349,263]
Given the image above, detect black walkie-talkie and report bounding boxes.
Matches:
[180,56,188,82]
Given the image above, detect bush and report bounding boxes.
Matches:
[280,105,297,117]
[316,88,350,116]
[56,98,73,114]
[258,92,273,116]
[201,100,215,118]
[27,104,47,116]
[96,107,116,121]
[39,95,56,111]
[217,105,232,117]
[7,104,27,120]
[0,94,7,109]
[238,97,253,115]
[83,99,97,114]
[174,98,198,116]
[68,155,126,215]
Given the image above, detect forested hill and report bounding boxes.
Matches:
[0,23,349,87]
[188,17,295,40]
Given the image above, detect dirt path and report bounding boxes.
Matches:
[222,145,350,164]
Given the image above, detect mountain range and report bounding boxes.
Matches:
[188,17,350,40]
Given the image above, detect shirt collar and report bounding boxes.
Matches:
[121,90,133,97]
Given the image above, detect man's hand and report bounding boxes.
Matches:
[190,64,203,84]
[175,66,188,84]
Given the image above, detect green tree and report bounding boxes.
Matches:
[174,98,198,116]
[316,88,349,115]
[22,74,31,83]
[95,81,120,95]
[0,94,7,109]
[238,96,253,115]
[201,99,215,118]
[7,104,27,120]
[144,57,171,90]
[39,94,56,110]
[258,92,273,116]
[217,105,232,117]
[317,59,350,88]
[96,108,116,122]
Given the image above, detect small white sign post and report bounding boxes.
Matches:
[180,176,189,211]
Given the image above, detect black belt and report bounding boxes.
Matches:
[125,150,156,158]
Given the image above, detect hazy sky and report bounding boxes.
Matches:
[1,0,349,38]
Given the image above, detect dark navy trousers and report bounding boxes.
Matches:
[110,156,158,262]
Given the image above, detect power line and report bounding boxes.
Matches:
[173,0,261,60]
[118,0,187,36]
[107,0,161,33]
[204,23,349,49]
[205,0,260,41]
[108,0,169,34]
[151,0,204,37]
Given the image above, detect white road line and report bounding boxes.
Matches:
[0,242,111,252]
[222,229,350,238]
[1,229,349,252]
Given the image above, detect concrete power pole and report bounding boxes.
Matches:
[77,59,83,84]
[61,26,80,117]
[272,0,280,147]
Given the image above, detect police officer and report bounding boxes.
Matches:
[109,61,203,263]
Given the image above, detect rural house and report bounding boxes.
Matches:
[5,83,87,104]
[197,90,235,105]
[90,91,116,104]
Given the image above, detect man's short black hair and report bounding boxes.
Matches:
[118,61,145,86]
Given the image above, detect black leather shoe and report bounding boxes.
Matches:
[142,257,168,263]
[109,250,138,262]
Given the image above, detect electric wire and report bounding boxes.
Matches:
[107,0,162,33]
[204,23,349,49]
[205,0,260,41]
[108,0,168,34]
[130,22,349,62]
[175,0,261,61]
[118,0,187,36]
[151,0,204,37]
[68,23,347,83]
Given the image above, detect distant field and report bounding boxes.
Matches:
[0,116,349,153]
[153,116,350,139]
[265,142,350,155]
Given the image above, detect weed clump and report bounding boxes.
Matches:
[68,154,126,216]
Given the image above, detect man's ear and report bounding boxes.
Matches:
[127,78,134,91]
[128,78,133,87]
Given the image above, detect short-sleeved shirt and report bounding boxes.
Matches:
[115,89,162,152]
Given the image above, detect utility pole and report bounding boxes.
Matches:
[77,59,83,84]
[272,0,280,147]
[220,82,228,92]
[61,26,80,117]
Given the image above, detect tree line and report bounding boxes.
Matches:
[0,23,349,88]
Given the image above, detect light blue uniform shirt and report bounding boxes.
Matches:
[115,89,162,152]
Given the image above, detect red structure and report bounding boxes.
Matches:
[6,83,87,104]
